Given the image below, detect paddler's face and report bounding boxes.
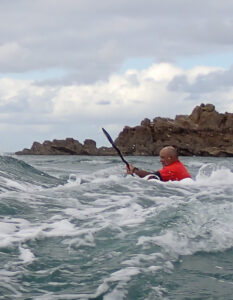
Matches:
[159,149,171,166]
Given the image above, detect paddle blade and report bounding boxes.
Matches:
[102,128,114,146]
[102,128,130,169]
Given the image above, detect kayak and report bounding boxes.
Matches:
[144,174,160,181]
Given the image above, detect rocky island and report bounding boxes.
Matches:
[15,103,233,157]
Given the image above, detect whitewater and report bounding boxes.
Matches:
[0,154,233,300]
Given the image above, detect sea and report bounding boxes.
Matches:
[0,154,233,300]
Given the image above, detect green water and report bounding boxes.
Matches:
[0,155,232,299]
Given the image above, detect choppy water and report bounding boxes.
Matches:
[0,154,233,300]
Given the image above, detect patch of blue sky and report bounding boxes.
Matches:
[119,52,233,74]
[0,68,67,81]
[119,57,155,74]
[176,52,233,69]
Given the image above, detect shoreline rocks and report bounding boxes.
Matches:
[15,103,233,157]
[15,138,116,156]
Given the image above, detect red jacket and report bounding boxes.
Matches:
[158,160,191,181]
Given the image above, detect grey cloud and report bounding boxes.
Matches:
[35,63,117,86]
[0,99,28,113]
[0,0,233,82]
[97,100,111,105]
[168,66,233,96]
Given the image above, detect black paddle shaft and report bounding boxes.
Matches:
[102,128,130,169]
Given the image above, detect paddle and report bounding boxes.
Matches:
[102,128,130,170]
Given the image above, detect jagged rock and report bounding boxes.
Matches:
[15,103,233,157]
[114,103,233,157]
[16,136,117,156]
[16,138,97,155]
[141,118,151,126]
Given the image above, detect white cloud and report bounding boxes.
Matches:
[1,63,232,121]
[0,0,233,151]
[0,63,233,151]
[50,63,233,123]
[49,64,186,122]
[0,1,233,80]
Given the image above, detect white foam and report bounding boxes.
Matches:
[0,218,33,248]
[19,246,35,263]
[2,156,233,300]
[2,176,32,192]
[0,217,91,249]
[137,197,233,257]
[41,219,77,237]
[80,159,109,165]
[195,164,233,186]
[107,203,146,227]
[68,174,82,184]
[107,267,140,283]
[103,289,126,300]
[122,253,165,274]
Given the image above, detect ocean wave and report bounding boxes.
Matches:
[0,156,233,299]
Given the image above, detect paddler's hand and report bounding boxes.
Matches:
[126,163,135,175]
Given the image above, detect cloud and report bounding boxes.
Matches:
[48,64,189,123]
[1,63,233,122]
[0,0,233,82]
[0,0,233,151]
[0,42,31,72]
[0,63,233,151]
[168,66,233,96]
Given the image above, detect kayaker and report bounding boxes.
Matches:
[126,146,191,181]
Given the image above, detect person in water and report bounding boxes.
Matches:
[126,146,191,181]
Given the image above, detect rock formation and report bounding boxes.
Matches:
[15,104,233,157]
[15,138,116,156]
[114,103,233,157]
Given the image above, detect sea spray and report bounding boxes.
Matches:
[0,155,232,299]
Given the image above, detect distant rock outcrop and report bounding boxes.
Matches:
[114,103,233,157]
[15,138,116,156]
[15,104,233,156]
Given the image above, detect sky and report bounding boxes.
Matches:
[1,0,233,152]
